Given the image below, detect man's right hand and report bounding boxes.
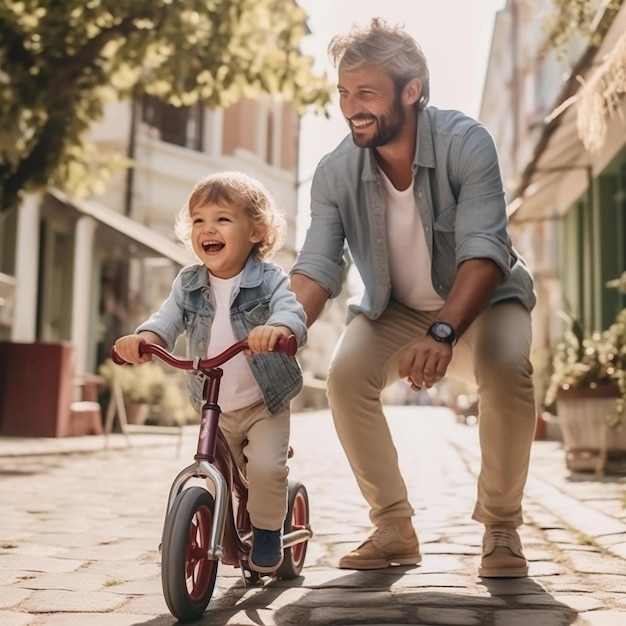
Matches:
[398,336,453,390]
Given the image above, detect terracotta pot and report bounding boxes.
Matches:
[556,383,625,472]
[125,402,150,425]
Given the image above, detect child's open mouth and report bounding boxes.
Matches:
[202,241,225,253]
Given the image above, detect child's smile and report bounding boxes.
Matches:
[201,240,225,254]
[190,202,263,279]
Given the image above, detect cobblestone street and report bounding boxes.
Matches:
[1,406,626,625]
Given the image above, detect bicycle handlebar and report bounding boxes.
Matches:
[110,334,298,370]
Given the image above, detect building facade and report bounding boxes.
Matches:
[479,0,626,405]
[0,92,301,381]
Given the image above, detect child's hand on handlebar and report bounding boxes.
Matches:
[114,334,153,364]
[245,325,292,356]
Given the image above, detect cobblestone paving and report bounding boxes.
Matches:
[1,406,626,625]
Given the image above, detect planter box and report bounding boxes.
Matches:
[556,384,626,473]
[0,342,75,437]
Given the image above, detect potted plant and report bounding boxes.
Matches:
[545,303,626,474]
[98,358,166,424]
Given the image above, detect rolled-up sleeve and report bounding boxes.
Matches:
[454,124,513,280]
[290,161,346,298]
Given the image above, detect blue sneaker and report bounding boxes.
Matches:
[249,527,284,573]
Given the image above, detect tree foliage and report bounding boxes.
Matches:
[537,0,623,56]
[0,0,332,213]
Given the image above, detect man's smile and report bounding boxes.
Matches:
[350,116,376,130]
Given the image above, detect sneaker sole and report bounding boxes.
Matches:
[249,554,284,574]
[339,553,422,570]
[478,565,529,578]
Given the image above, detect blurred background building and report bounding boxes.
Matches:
[2,0,625,435]
[0,93,301,372]
[0,1,331,434]
[480,0,626,407]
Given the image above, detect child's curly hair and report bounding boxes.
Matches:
[175,171,286,260]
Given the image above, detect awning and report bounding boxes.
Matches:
[48,188,196,267]
[506,104,593,223]
[507,2,625,223]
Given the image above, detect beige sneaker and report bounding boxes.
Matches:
[338,518,422,570]
[479,525,528,578]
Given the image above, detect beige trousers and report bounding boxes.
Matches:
[326,299,536,528]
[218,400,290,531]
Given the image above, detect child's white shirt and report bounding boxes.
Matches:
[207,272,263,412]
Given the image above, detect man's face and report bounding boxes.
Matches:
[337,65,406,149]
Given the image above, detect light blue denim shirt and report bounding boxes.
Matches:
[136,254,307,415]
[291,106,536,322]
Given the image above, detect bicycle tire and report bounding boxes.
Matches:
[276,479,309,579]
[161,487,219,622]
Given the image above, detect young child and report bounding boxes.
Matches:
[114,171,307,574]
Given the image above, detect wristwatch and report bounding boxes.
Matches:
[427,321,457,346]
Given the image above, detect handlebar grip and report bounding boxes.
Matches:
[110,343,153,365]
[275,334,298,357]
[110,334,297,369]
[110,346,128,365]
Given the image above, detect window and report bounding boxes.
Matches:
[142,95,204,151]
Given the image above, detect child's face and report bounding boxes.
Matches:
[190,201,263,279]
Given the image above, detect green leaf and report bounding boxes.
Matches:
[0,0,332,212]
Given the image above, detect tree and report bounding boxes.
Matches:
[534,0,623,56]
[0,0,332,214]
[529,0,624,152]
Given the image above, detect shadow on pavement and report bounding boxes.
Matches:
[271,572,579,626]
[128,616,177,626]
[479,576,580,617]
[565,469,626,484]
[127,568,580,626]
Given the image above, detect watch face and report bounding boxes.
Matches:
[432,323,452,339]
[429,322,456,344]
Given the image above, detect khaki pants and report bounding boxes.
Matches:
[218,400,290,531]
[327,299,536,528]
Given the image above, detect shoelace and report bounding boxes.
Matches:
[370,524,400,545]
[489,527,517,547]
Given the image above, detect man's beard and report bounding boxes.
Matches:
[349,97,406,148]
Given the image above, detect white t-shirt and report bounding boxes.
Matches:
[207,272,263,412]
[381,170,445,312]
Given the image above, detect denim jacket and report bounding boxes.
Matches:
[291,106,536,323]
[136,254,307,415]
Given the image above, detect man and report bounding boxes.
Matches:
[290,18,537,578]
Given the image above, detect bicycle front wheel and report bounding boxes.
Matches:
[161,487,219,623]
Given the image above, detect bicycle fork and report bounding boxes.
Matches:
[164,372,229,560]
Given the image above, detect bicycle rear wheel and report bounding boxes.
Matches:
[276,479,309,579]
[161,487,219,622]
